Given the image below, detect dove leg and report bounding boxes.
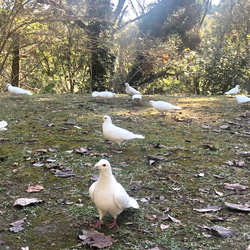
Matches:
[108,218,119,229]
[90,209,105,228]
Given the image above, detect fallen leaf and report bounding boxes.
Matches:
[214,189,223,197]
[26,185,44,193]
[33,162,44,167]
[79,229,113,248]
[75,147,89,155]
[13,198,43,207]
[146,215,157,221]
[225,202,250,212]
[210,225,234,238]
[201,125,211,129]
[220,125,230,130]
[9,217,26,232]
[223,183,249,191]
[160,224,170,231]
[147,155,164,161]
[168,215,181,224]
[194,205,222,213]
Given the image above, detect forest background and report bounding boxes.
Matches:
[0,0,249,96]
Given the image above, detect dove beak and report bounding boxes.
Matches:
[93,164,100,169]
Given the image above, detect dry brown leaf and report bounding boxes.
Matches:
[214,189,223,197]
[9,217,26,232]
[210,225,234,238]
[168,215,181,224]
[79,229,113,248]
[146,215,157,221]
[13,198,43,207]
[26,184,44,193]
[223,183,249,191]
[225,202,250,212]
[194,205,222,213]
[160,224,170,231]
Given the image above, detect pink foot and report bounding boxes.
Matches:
[108,219,119,229]
[90,220,104,229]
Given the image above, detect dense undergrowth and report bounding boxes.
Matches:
[0,93,249,249]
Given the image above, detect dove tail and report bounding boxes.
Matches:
[129,197,139,209]
[136,135,145,139]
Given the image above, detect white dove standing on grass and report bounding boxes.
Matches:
[125,83,140,96]
[149,100,181,115]
[235,96,250,104]
[89,159,139,228]
[102,115,145,148]
[0,121,8,131]
[225,85,239,96]
[7,84,32,95]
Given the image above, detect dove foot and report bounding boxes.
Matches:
[90,220,104,229]
[108,219,119,229]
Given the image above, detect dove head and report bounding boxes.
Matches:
[93,159,111,171]
[149,100,154,105]
[125,83,129,87]
[6,83,11,87]
[103,115,112,123]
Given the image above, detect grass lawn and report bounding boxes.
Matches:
[0,93,249,249]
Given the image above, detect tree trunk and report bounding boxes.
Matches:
[11,35,20,86]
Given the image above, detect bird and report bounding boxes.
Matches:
[149,100,181,115]
[125,83,140,97]
[225,85,239,96]
[92,91,116,99]
[0,120,8,131]
[235,96,250,104]
[102,115,144,148]
[132,94,142,105]
[89,159,139,229]
[6,83,32,95]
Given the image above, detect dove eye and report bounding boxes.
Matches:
[103,164,106,167]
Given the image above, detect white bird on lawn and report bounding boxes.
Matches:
[102,115,144,148]
[89,159,139,228]
[132,94,142,105]
[225,85,239,96]
[125,83,140,96]
[235,96,250,104]
[149,100,181,115]
[7,83,32,95]
[92,91,116,99]
[0,120,8,131]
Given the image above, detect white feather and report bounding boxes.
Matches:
[7,84,32,95]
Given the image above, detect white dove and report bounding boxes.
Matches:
[125,83,140,96]
[225,85,239,96]
[102,115,144,148]
[92,91,116,99]
[7,83,32,95]
[235,96,250,104]
[0,120,8,131]
[149,100,181,115]
[89,159,139,228]
[132,94,142,105]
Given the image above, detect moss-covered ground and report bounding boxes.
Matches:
[0,93,249,249]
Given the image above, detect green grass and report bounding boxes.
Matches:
[0,93,249,249]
